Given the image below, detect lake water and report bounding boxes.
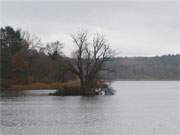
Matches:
[0,81,180,135]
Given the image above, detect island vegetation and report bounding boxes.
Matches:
[1,26,179,95]
[0,26,114,95]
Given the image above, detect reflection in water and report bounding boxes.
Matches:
[1,90,26,97]
[1,89,57,97]
[0,81,180,135]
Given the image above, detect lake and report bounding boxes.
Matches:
[0,81,180,135]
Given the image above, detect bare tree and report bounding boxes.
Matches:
[45,41,63,60]
[69,31,114,94]
[20,30,42,50]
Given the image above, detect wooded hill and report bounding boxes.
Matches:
[103,55,180,80]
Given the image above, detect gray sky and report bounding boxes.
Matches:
[0,0,180,56]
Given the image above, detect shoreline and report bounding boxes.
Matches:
[1,79,179,91]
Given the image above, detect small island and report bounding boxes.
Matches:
[49,80,115,96]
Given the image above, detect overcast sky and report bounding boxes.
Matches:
[0,0,179,56]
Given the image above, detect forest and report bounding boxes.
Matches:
[1,26,179,91]
[103,55,180,80]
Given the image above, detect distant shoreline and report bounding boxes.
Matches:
[111,79,180,81]
[1,79,179,91]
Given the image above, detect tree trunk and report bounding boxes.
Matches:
[79,76,85,94]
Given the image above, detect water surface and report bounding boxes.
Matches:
[0,81,180,135]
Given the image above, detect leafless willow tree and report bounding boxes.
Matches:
[69,31,114,94]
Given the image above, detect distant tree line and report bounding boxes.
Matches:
[103,55,180,80]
